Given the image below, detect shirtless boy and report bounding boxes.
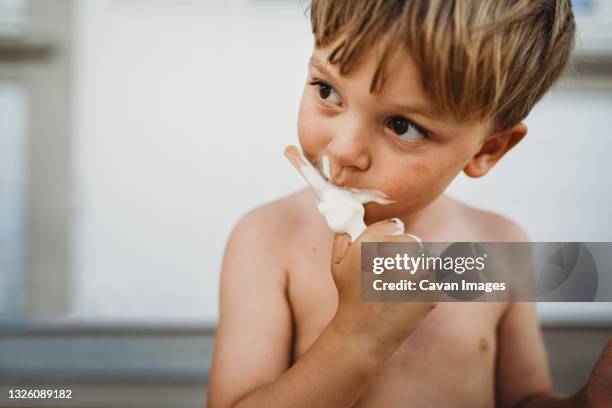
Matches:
[208,1,612,406]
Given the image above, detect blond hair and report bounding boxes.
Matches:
[308,0,575,131]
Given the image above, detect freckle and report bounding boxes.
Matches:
[478,337,489,352]
[311,246,317,252]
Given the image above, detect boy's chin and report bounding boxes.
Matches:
[363,202,414,226]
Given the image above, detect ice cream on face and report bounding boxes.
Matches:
[284,145,404,241]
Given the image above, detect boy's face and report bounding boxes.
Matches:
[297,36,508,224]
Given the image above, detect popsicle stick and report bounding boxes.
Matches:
[284,145,304,170]
[285,145,328,196]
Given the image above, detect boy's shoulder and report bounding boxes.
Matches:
[237,187,319,233]
[229,188,323,258]
[231,191,528,249]
[447,196,529,242]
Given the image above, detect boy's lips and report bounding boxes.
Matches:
[285,144,398,240]
[285,145,394,204]
[316,154,393,200]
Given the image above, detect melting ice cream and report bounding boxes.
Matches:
[284,145,405,241]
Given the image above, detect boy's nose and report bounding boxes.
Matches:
[326,130,371,183]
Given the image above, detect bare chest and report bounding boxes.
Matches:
[287,236,508,407]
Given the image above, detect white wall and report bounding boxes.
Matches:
[448,84,612,242]
[69,0,612,324]
[0,81,28,317]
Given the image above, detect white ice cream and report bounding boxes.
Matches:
[285,146,405,241]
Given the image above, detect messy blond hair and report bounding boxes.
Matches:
[308,0,575,131]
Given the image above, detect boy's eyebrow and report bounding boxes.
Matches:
[309,54,438,120]
[390,100,438,120]
[309,55,337,79]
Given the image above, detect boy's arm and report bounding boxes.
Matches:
[207,210,392,408]
[495,301,568,407]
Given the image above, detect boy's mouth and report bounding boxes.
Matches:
[315,153,386,197]
[315,153,368,192]
[285,144,398,240]
[318,154,333,182]
[284,145,394,204]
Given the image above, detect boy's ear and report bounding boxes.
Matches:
[463,122,527,178]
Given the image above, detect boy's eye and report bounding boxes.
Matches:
[386,116,428,140]
[309,80,342,105]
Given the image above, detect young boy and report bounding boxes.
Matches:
[208,1,611,407]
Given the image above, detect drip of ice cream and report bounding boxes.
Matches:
[284,145,405,241]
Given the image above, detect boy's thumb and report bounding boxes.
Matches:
[331,233,351,265]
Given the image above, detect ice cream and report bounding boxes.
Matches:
[284,145,405,241]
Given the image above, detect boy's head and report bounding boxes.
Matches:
[298,0,575,224]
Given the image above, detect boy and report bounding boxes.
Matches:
[208,1,611,407]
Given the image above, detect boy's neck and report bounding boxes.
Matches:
[397,194,453,239]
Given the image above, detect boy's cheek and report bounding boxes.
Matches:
[375,161,456,216]
[380,161,435,199]
[364,177,443,224]
[298,129,318,156]
[297,109,327,158]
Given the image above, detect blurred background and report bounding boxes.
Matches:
[0,0,611,407]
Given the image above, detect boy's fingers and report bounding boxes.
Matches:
[332,219,413,265]
[331,233,351,265]
[358,219,404,242]
[585,339,612,402]
[385,234,420,244]
[593,339,612,373]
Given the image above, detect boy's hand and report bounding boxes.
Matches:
[330,219,437,355]
[580,339,612,407]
